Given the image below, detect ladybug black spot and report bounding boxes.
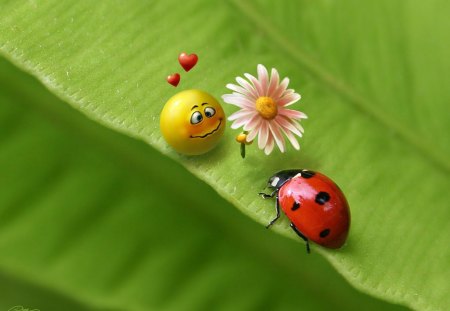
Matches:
[291,202,300,211]
[315,191,330,205]
[301,170,315,179]
[319,229,330,238]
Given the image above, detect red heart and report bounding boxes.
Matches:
[167,73,180,87]
[178,52,198,72]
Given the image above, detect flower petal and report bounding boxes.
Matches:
[226,83,257,100]
[257,64,269,95]
[246,125,260,142]
[244,73,264,97]
[231,116,252,129]
[236,76,258,99]
[267,68,279,98]
[285,131,300,150]
[274,118,300,150]
[228,109,256,121]
[258,121,269,149]
[268,121,286,153]
[243,114,262,131]
[222,94,255,109]
[279,108,308,120]
[226,83,248,95]
[264,135,275,155]
[278,92,301,107]
[276,116,303,137]
[293,120,305,133]
[272,77,290,100]
[278,89,294,101]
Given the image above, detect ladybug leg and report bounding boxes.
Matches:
[265,195,281,229]
[290,223,311,254]
[258,189,277,199]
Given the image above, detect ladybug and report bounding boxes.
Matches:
[259,169,350,253]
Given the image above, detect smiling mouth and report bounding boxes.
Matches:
[190,119,222,139]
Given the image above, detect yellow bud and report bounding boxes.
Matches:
[236,133,253,145]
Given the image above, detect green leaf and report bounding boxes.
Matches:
[0,1,449,310]
[0,58,405,311]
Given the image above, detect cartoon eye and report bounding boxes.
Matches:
[204,107,216,118]
[190,111,203,124]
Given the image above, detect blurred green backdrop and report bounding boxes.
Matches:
[1,0,449,310]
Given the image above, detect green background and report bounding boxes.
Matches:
[0,1,449,310]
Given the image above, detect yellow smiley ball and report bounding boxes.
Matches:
[160,89,226,155]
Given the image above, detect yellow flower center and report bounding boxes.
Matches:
[255,96,277,120]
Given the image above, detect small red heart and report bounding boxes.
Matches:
[167,73,180,87]
[178,52,198,72]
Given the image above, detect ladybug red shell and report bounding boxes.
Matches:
[259,169,350,253]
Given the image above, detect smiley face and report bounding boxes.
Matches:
[160,89,226,155]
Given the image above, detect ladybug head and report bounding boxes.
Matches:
[267,169,303,190]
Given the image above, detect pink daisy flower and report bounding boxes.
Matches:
[222,64,307,155]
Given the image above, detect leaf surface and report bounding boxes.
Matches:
[0,1,449,310]
[0,58,406,311]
